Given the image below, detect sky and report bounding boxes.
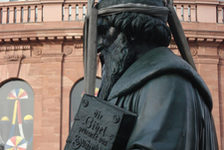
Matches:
[0,0,9,2]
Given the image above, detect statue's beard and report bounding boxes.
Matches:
[98,34,135,100]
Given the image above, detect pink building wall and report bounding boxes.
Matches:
[0,0,224,149]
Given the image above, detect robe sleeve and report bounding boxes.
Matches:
[126,74,194,150]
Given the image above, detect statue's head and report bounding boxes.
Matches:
[97,0,171,50]
[97,0,165,9]
[97,0,171,99]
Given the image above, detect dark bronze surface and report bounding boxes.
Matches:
[66,0,218,149]
[95,0,218,149]
[65,95,136,150]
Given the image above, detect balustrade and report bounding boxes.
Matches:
[0,1,224,24]
[217,5,224,23]
[174,4,197,22]
[0,1,88,24]
[0,3,44,24]
[62,3,87,21]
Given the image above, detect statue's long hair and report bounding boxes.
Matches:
[98,12,171,47]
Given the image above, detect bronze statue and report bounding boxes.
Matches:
[96,0,218,149]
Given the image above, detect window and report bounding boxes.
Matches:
[62,5,64,21]
[35,6,37,22]
[174,5,176,12]
[75,5,79,20]
[68,5,72,21]
[216,6,219,23]
[21,7,23,23]
[181,5,184,21]
[0,80,34,150]
[28,6,30,22]
[0,8,2,24]
[195,5,198,22]
[223,8,224,23]
[7,8,9,24]
[83,5,86,19]
[41,5,43,22]
[188,5,191,22]
[14,7,16,23]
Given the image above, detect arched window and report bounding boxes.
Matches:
[69,77,101,129]
[0,79,34,150]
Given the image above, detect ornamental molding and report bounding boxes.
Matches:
[0,45,31,61]
[190,46,198,56]
[64,47,73,56]
[4,54,24,61]
[169,43,198,57]
[42,53,64,57]
[0,35,83,43]
[74,43,83,49]
[33,49,42,56]
[0,45,31,51]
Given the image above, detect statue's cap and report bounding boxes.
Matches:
[97,0,165,9]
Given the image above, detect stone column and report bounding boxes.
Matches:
[23,6,28,23]
[196,42,221,148]
[32,41,64,150]
[2,7,7,24]
[191,4,196,22]
[9,7,13,24]
[218,44,224,150]
[16,6,21,24]
[30,5,35,22]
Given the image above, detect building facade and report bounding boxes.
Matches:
[0,0,223,149]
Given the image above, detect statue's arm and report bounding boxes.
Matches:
[126,74,194,150]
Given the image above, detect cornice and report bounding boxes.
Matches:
[0,0,220,6]
[0,22,83,43]
[0,39,84,65]
[174,0,219,5]
[182,22,224,43]
[0,34,82,43]
[0,1,42,7]
[193,54,219,65]
[0,56,83,65]
[0,26,83,33]
[219,1,224,6]
[63,0,87,4]
[0,36,82,44]
[0,0,88,7]
[186,37,223,42]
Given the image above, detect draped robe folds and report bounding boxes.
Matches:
[104,47,218,150]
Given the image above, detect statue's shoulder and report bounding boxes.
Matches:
[109,47,212,110]
[109,47,187,91]
[108,47,182,98]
